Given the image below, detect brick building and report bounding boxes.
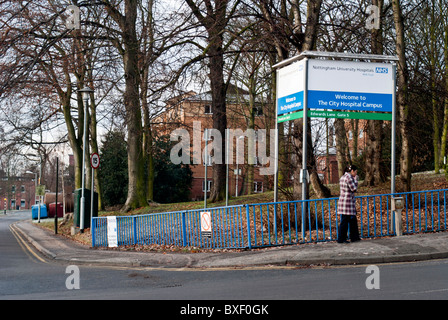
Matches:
[315,119,369,185]
[0,174,37,210]
[156,86,275,200]
[316,150,339,184]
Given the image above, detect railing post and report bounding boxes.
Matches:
[91,217,96,247]
[391,196,404,236]
[301,201,306,241]
[245,205,252,249]
[182,211,187,247]
[133,216,137,245]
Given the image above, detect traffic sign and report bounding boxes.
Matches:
[90,153,100,169]
[36,185,46,196]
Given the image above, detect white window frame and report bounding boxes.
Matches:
[254,181,263,193]
[202,180,212,192]
[204,104,212,114]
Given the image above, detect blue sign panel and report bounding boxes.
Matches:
[277,91,304,115]
[307,90,393,113]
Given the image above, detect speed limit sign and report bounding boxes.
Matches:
[90,153,100,169]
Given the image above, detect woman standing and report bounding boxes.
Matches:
[337,165,361,243]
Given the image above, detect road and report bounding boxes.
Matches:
[1,211,447,305]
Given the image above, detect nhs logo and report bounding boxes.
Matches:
[375,67,388,74]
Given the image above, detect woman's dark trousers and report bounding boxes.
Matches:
[337,215,361,243]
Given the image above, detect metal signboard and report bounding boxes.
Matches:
[107,216,118,247]
[272,50,398,214]
[277,60,306,115]
[307,59,394,113]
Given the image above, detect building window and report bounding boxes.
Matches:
[253,106,263,116]
[204,105,212,114]
[20,199,25,208]
[254,181,263,193]
[202,180,212,192]
[21,185,25,193]
[318,159,326,172]
[11,185,15,193]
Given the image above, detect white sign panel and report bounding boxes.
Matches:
[201,211,212,237]
[277,60,306,115]
[307,59,393,113]
[107,216,118,248]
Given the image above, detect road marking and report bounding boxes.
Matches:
[407,288,448,295]
[9,224,48,264]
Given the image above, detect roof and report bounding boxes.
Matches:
[185,84,261,104]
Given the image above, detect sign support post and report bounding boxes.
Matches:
[273,78,279,204]
[204,129,208,209]
[90,153,100,231]
[301,58,309,240]
[391,63,397,195]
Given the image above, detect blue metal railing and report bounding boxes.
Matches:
[92,189,448,249]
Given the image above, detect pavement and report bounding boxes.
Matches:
[11,219,448,269]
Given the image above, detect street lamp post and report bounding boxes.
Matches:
[78,87,93,233]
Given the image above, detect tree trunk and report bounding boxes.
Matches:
[140,0,155,202]
[392,0,412,192]
[245,76,256,195]
[292,0,325,201]
[442,23,448,171]
[334,118,350,178]
[364,0,385,187]
[208,42,227,202]
[105,0,147,211]
[184,0,230,203]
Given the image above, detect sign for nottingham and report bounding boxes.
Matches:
[307,59,393,113]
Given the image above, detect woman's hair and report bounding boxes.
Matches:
[345,164,358,173]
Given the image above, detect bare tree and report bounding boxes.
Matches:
[364,0,386,186]
[255,0,328,199]
[101,0,147,211]
[184,0,242,202]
